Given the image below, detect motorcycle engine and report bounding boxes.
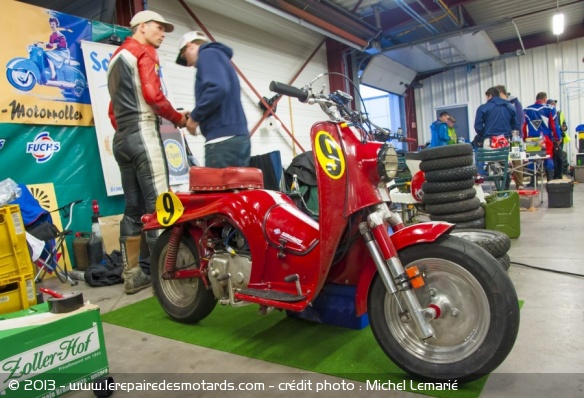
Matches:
[208,252,252,300]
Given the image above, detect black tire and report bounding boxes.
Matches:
[425,197,481,216]
[424,165,478,182]
[419,144,473,161]
[422,188,476,205]
[449,229,511,258]
[419,155,474,172]
[453,217,486,229]
[152,229,217,323]
[422,178,475,194]
[368,235,520,382]
[430,207,485,223]
[496,253,511,271]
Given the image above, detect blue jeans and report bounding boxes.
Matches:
[205,135,251,168]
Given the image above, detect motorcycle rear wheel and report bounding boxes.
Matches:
[7,68,36,91]
[152,229,217,323]
[368,234,519,383]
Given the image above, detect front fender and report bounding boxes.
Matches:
[355,221,454,316]
[6,58,41,79]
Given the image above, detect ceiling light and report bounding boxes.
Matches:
[552,13,564,35]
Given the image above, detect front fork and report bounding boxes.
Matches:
[360,204,436,340]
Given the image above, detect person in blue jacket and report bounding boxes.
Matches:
[429,111,451,147]
[474,86,520,147]
[176,31,250,168]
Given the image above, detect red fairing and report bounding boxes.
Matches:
[308,121,385,296]
[353,222,454,316]
[144,190,322,309]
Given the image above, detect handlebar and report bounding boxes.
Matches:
[269,81,308,103]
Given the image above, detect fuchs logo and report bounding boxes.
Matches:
[26,132,61,163]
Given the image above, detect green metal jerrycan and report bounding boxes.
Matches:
[485,191,520,238]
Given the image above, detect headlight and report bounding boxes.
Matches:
[377,143,399,182]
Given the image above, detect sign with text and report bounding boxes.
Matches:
[0,1,93,126]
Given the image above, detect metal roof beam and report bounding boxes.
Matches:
[495,23,584,54]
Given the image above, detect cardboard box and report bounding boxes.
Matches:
[98,215,123,254]
[0,303,109,397]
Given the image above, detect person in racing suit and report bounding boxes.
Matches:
[523,92,559,184]
[107,10,188,294]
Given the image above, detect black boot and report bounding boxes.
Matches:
[120,236,151,294]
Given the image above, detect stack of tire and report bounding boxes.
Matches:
[449,229,512,271]
[419,144,485,229]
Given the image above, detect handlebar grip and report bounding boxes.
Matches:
[269,81,308,103]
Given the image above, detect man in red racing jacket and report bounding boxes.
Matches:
[107,10,188,294]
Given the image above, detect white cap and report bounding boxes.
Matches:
[175,31,209,66]
[130,10,174,32]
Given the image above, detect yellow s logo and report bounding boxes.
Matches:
[314,131,345,179]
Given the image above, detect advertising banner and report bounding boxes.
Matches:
[81,40,190,195]
[0,2,93,126]
[0,123,125,244]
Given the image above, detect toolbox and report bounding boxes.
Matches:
[546,180,573,208]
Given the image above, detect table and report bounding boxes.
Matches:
[508,153,550,204]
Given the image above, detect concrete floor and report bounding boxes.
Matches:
[41,183,584,398]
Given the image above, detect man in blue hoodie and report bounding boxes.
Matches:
[474,86,520,147]
[429,111,451,147]
[176,31,250,167]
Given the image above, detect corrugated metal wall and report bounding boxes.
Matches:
[415,37,584,160]
[149,0,329,168]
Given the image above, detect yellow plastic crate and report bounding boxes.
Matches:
[0,205,35,280]
[0,272,37,315]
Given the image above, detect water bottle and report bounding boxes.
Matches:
[291,174,300,193]
[87,200,105,265]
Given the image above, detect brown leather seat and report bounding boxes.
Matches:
[189,167,264,191]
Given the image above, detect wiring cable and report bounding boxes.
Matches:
[510,261,584,278]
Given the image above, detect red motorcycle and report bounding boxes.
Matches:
[142,78,519,383]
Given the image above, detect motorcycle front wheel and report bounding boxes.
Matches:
[368,234,520,383]
[6,68,36,91]
[151,229,217,324]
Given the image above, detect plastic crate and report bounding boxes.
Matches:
[287,284,369,330]
[518,189,540,210]
[0,272,37,315]
[0,205,34,280]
